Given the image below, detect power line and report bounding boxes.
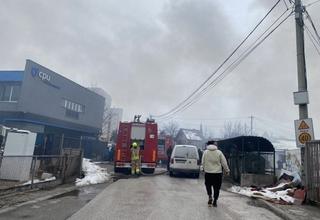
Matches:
[305,10,320,43]
[282,0,289,9]
[172,116,250,121]
[254,116,293,131]
[178,10,293,113]
[305,24,320,47]
[305,25,320,56]
[305,0,320,7]
[158,12,292,121]
[152,0,282,119]
[157,9,291,121]
[157,10,293,121]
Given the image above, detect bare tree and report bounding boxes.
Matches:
[161,121,180,138]
[101,106,117,141]
[110,130,118,142]
[202,125,215,139]
[222,121,251,138]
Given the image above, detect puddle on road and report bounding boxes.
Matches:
[48,177,118,201]
[47,174,127,205]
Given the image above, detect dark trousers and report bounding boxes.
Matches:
[205,173,223,201]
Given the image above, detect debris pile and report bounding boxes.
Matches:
[230,170,305,205]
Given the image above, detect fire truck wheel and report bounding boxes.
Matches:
[114,167,120,173]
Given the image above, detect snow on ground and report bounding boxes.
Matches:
[76,158,110,187]
[229,185,295,204]
[22,177,56,185]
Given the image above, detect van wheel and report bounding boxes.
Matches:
[169,171,173,177]
[194,173,200,178]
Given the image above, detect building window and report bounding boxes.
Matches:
[63,99,85,119]
[0,83,21,102]
[65,109,79,119]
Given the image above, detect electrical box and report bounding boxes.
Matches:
[293,91,309,105]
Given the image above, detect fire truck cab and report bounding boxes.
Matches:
[114,118,158,174]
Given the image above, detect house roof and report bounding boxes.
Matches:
[180,129,203,141]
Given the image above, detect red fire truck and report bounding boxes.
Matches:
[114,118,158,174]
[157,135,174,164]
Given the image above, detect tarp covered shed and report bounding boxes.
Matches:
[216,136,275,183]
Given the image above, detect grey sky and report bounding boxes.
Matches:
[0,0,319,139]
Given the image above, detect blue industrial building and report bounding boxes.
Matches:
[0,60,105,156]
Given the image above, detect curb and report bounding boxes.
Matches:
[223,186,295,220]
[253,199,295,220]
[0,186,77,214]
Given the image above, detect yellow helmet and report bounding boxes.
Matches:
[132,142,138,148]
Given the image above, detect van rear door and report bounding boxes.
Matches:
[173,146,198,169]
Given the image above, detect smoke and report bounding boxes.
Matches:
[0,0,319,139]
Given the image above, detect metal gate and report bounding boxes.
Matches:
[305,141,320,204]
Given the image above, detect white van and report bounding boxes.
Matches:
[169,145,200,178]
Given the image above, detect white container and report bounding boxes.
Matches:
[0,129,36,182]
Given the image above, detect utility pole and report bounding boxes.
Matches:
[295,0,309,120]
[294,0,309,184]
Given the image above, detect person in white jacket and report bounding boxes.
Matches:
[202,141,230,207]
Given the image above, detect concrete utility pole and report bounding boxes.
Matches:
[294,0,309,184]
[295,0,309,119]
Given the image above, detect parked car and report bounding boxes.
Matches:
[169,145,200,178]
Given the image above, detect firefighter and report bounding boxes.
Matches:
[131,142,140,175]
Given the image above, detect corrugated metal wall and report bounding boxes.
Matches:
[305,141,320,204]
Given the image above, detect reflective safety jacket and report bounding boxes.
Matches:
[131,147,140,161]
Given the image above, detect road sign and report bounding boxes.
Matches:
[295,118,314,148]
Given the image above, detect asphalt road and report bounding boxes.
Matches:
[69,174,283,220]
[0,183,110,220]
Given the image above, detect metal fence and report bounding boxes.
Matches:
[305,141,320,204]
[275,149,301,178]
[228,151,275,183]
[0,149,82,189]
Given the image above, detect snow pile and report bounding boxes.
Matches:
[76,158,110,187]
[22,176,56,185]
[230,185,295,204]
